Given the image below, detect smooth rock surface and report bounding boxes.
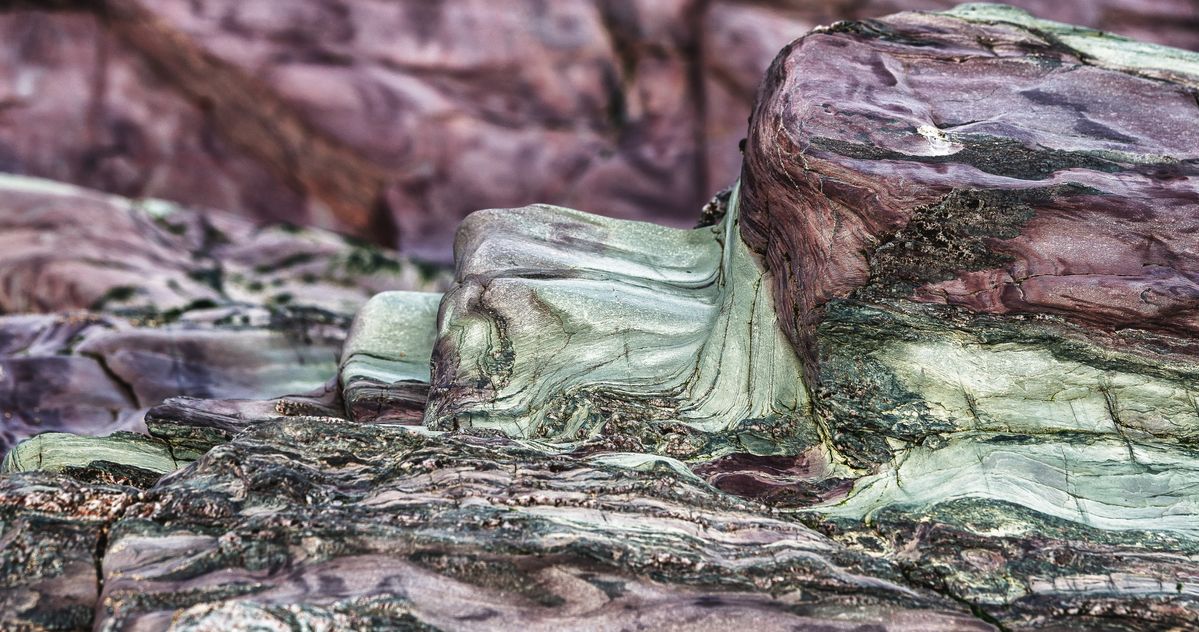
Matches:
[426,189,821,462]
[339,291,441,424]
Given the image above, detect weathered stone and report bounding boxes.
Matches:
[95,417,989,631]
[0,174,445,452]
[702,0,1199,191]
[740,4,1199,471]
[1,431,181,478]
[0,473,135,631]
[3,5,1199,631]
[425,189,822,463]
[3,2,1196,257]
[339,291,440,424]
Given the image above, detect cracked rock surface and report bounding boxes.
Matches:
[4,5,1199,632]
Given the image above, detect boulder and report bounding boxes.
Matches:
[740,3,1199,466]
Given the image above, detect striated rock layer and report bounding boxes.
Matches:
[4,5,1199,632]
[741,4,1199,466]
[425,186,821,463]
[0,174,446,453]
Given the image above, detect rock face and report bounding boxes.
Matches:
[0,174,446,453]
[5,5,1199,632]
[740,3,1199,470]
[2,1,1197,258]
[425,188,817,464]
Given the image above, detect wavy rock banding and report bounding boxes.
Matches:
[3,5,1199,631]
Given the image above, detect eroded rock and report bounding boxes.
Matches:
[95,417,989,631]
[0,174,445,453]
[3,1,1196,257]
[425,189,820,463]
[3,5,1199,631]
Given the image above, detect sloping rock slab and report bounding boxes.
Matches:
[96,417,987,631]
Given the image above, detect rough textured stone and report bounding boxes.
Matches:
[740,4,1199,470]
[95,417,990,631]
[0,174,445,453]
[2,1,1196,258]
[3,5,1199,632]
[0,473,135,631]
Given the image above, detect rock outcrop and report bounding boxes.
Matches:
[4,5,1199,631]
[0,174,445,453]
[2,1,1197,258]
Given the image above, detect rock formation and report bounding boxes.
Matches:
[1,1,1196,258]
[4,4,1199,631]
[0,174,446,454]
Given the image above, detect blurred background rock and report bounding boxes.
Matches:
[2,0,1196,261]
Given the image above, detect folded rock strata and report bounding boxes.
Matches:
[339,291,441,424]
[424,189,827,464]
[4,5,1199,631]
[740,4,1199,483]
[94,417,990,631]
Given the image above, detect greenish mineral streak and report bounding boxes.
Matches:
[340,291,442,387]
[947,3,1199,82]
[426,184,817,460]
[876,338,1199,440]
[1,431,181,475]
[811,299,1199,535]
[822,433,1199,537]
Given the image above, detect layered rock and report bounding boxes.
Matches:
[0,174,445,452]
[3,5,1199,631]
[424,188,821,463]
[0,473,135,630]
[95,417,989,631]
[740,4,1199,467]
[2,1,1197,257]
[339,291,440,423]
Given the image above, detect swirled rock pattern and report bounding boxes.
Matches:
[4,5,1199,632]
[741,4,1199,464]
[425,190,820,462]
